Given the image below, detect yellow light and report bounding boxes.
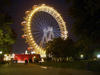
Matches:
[80,54,84,58]
[25,11,30,14]
[4,54,7,57]
[21,21,26,26]
[0,51,2,54]
[23,4,68,57]
[4,54,12,61]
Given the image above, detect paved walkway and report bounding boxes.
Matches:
[0,64,99,75]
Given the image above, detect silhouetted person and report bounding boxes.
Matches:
[25,60,28,64]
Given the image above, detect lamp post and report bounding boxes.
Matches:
[80,54,84,59]
[97,54,100,59]
[0,51,2,54]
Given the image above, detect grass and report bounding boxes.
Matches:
[37,61,100,72]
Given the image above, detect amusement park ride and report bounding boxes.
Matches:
[21,4,68,58]
[1,4,68,63]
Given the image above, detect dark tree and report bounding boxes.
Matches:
[0,13,16,53]
[0,0,16,54]
[68,0,100,56]
[45,37,77,58]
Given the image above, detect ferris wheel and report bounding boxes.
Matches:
[21,4,68,57]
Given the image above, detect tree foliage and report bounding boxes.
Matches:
[45,37,77,58]
[69,0,100,44]
[45,0,100,59]
[67,0,100,56]
[0,14,16,53]
[0,1,16,53]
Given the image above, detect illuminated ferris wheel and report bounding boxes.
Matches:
[21,4,68,57]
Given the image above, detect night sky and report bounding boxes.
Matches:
[6,0,73,53]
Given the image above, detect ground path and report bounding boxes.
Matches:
[0,64,99,75]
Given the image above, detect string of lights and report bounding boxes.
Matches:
[21,4,68,57]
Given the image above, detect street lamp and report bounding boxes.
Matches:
[97,54,100,59]
[25,50,28,54]
[0,51,2,54]
[80,54,84,59]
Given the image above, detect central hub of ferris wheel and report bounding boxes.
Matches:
[40,27,54,46]
[21,4,68,57]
